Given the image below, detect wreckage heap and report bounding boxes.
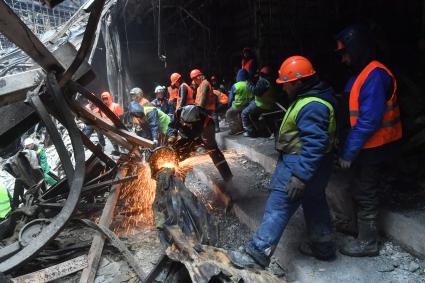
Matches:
[0,1,285,282]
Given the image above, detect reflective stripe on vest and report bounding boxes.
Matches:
[349,60,402,148]
[0,185,11,219]
[195,80,216,112]
[177,83,195,107]
[231,81,253,111]
[255,80,277,110]
[277,97,336,154]
[144,106,171,135]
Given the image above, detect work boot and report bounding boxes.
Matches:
[228,250,262,269]
[244,241,271,268]
[340,220,379,257]
[299,241,336,260]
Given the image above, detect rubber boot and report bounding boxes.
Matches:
[340,220,379,257]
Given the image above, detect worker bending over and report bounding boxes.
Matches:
[240,56,336,268]
[129,101,171,146]
[24,138,57,185]
[172,104,233,182]
[336,25,402,257]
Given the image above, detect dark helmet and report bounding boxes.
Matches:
[336,24,376,72]
[129,101,144,118]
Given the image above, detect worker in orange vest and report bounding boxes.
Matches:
[100,91,123,155]
[336,25,402,257]
[241,47,258,79]
[170,72,195,109]
[211,78,229,132]
[167,84,179,113]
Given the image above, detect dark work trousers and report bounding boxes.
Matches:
[201,120,233,181]
[82,124,106,147]
[241,101,269,133]
[350,162,386,221]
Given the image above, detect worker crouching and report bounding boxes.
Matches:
[242,56,336,268]
[129,101,171,147]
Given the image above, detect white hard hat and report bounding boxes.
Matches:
[24,137,34,147]
[154,85,166,93]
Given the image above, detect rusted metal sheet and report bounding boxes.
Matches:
[11,255,88,283]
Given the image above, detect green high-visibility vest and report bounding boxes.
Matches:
[255,81,277,110]
[0,184,11,219]
[232,81,253,111]
[276,97,336,154]
[144,106,171,135]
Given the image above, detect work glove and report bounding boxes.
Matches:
[287,176,306,202]
[153,139,158,147]
[338,158,352,169]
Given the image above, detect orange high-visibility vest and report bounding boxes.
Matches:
[195,80,216,112]
[349,60,402,148]
[168,86,179,101]
[213,89,228,105]
[177,82,195,107]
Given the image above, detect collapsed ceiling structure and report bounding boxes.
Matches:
[0,0,425,282]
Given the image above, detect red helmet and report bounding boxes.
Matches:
[190,69,203,80]
[170,73,182,85]
[260,66,272,76]
[276,56,316,84]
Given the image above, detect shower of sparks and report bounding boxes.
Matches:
[116,162,157,235]
[116,151,239,236]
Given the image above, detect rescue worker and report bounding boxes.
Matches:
[335,25,402,257]
[173,104,233,182]
[130,87,153,107]
[151,85,172,114]
[0,183,12,220]
[170,72,195,109]
[82,101,106,147]
[241,47,258,79]
[100,91,123,155]
[190,69,221,132]
[225,69,253,135]
[239,56,336,268]
[24,138,57,185]
[128,101,171,146]
[241,66,277,137]
[213,88,229,132]
[167,84,179,113]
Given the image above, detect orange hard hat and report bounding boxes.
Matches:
[276,56,316,84]
[190,69,203,80]
[260,66,272,76]
[170,73,182,85]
